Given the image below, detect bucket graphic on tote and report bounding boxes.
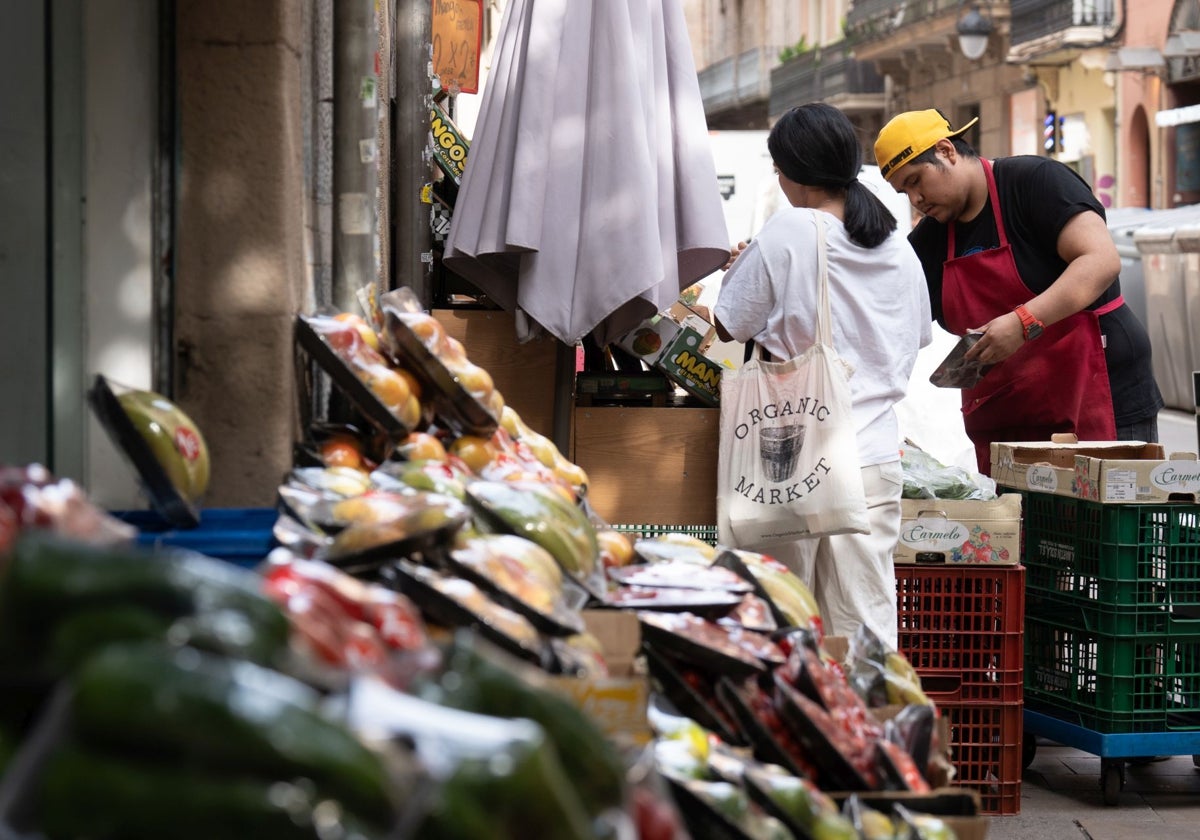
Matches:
[759,424,806,482]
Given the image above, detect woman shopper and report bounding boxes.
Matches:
[714,103,932,648]
[874,109,1163,474]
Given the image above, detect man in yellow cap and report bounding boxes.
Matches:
[874,109,1162,474]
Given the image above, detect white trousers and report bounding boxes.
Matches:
[767,460,902,649]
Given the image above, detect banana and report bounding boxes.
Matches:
[885,651,931,706]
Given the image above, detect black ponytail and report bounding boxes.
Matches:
[842,179,897,249]
[768,104,897,249]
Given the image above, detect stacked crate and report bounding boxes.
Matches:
[894,564,1026,815]
[1021,491,1200,733]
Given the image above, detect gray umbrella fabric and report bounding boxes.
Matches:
[442,0,730,347]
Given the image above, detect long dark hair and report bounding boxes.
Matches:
[767,103,897,249]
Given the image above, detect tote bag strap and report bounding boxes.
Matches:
[743,213,832,362]
[813,212,834,348]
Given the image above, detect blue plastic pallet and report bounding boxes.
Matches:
[1024,708,1200,804]
[113,507,277,568]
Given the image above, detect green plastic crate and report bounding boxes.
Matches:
[1024,613,1200,732]
[1021,492,1200,632]
[611,523,718,546]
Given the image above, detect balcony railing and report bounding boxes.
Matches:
[769,42,884,114]
[1010,0,1114,47]
[698,47,775,114]
[846,0,960,42]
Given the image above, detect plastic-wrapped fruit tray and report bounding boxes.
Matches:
[87,374,200,529]
[294,315,414,440]
[379,304,498,437]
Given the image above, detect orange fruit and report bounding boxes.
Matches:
[396,367,423,401]
[449,435,497,473]
[400,394,422,430]
[442,336,468,365]
[595,529,635,567]
[456,363,494,400]
[320,435,365,471]
[362,365,411,412]
[400,432,447,462]
[333,312,381,351]
[404,314,445,351]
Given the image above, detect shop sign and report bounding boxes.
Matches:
[432,0,483,94]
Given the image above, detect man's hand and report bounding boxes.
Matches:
[965,311,1027,365]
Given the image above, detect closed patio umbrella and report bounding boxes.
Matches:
[442,0,730,347]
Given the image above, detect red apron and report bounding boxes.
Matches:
[942,158,1118,475]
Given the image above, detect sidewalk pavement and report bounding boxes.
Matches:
[986,741,1200,840]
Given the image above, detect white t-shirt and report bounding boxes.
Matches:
[714,207,932,466]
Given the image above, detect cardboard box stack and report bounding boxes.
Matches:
[613,295,725,406]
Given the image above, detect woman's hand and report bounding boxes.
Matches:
[723,240,750,270]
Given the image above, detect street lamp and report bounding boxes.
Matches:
[957,2,993,61]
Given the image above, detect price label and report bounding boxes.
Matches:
[431,0,483,94]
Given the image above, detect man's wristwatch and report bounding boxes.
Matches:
[1015,304,1045,341]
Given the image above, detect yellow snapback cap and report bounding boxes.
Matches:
[874,109,979,180]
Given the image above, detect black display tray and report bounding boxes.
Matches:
[320,510,468,577]
[715,676,811,779]
[609,563,753,594]
[662,775,758,840]
[377,561,549,669]
[638,612,766,681]
[772,672,870,791]
[711,550,794,630]
[642,645,746,746]
[87,374,200,529]
[294,315,413,440]
[379,298,498,437]
[599,586,742,619]
[443,551,585,638]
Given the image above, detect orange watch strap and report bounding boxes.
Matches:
[1014,304,1044,339]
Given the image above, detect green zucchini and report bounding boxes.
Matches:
[37,742,388,840]
[0,533,290,671]
[70,643,397,824]
[417,633,626,820]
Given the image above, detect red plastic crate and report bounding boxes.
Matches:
[894,565,1026,704]
[941,701,1023,815]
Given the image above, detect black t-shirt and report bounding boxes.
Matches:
[908,155,1163,425]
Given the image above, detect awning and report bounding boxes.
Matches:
[1104,47,1165,71]
[1156,104,1200,127]
[442,0,731,347]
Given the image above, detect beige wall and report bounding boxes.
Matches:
[174,1,309,505]
[1114,0,1173,207]
[1054,56,1119,207]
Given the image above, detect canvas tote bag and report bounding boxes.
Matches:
[716,213,869,549]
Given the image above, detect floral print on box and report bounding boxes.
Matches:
[953,526,1011,564]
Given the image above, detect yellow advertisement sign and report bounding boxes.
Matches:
[431,0,482,94]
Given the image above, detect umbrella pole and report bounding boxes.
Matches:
[552,342,576,459]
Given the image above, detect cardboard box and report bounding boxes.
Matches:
[572,405,719,525]
[655,327,722,406]
[1073,449,1200,503]
[615,315,681,367]
[990,438,1165,498]
[548,609,650,746]
[666,301,717,352]
[894,494,1022,565]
